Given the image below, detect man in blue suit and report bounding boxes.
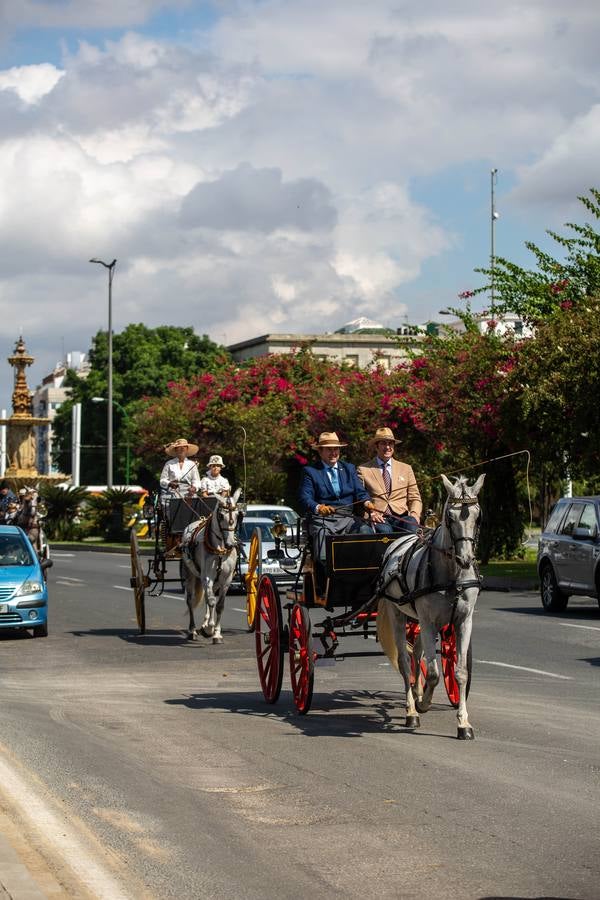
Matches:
[298,433,384,588]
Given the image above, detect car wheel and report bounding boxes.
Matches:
[33,621,48,638]
[540,563,568,612]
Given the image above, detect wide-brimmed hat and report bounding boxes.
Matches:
[165,437,199,456]
[207,454,225,469]
[369,426,401,449]
[311,431,347,449]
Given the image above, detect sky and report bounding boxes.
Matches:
[1,0,599,412]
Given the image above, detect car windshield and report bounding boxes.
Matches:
[244,508,298,525]
[0,535,34,566]
[239,522,276,542]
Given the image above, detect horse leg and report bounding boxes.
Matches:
[455,618,475,740]
[211,586,226,644]
[397,613,420,728]
[414,621,440,714]
[185,573,202,640]
[200,576,216,637]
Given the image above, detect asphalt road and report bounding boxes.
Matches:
[0,550,599,899]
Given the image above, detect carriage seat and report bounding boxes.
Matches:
[167,496,220,534]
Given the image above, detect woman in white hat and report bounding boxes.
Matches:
[200,455,231,497]
[159,438,201,500]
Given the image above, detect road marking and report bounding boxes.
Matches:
[56,581,83,587]
[113,586,184,602]
[560,623,600,632]
[51,552,75,557]
[476,660,572,680]
[231,607,247,614]
[0,744,131,899]
[56,576,84,583]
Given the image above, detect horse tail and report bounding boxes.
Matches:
[192,581,205,610]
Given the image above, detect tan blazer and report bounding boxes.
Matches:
[357,457,423,520]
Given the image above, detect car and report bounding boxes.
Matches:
[0,525,53,637]
[537,496,600,612]
[232,517,301,592]
[242,504,300,539]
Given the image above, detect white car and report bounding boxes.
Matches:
[242,504,300,540]
[233,517,301,592]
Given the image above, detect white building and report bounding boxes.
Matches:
[32,352,90,474]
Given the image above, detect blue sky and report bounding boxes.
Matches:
[0,0,598,411]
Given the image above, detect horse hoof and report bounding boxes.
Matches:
[405,715,420,729]
[212,636,223,645]
[201,626,214,638]
[457,726,475,741]
[187,631,196,641]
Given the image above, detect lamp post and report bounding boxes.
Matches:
[89,258,116,488]
[490,169,498,316]
[92,396,130,486]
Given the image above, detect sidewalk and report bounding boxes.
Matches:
[0,829,55,899]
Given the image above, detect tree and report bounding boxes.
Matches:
[476,188,600,321]
[51,325,229,485]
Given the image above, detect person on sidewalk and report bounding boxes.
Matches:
[357,426,422,534]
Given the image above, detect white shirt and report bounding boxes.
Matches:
[160,458,201,495]
[200,472,231,495]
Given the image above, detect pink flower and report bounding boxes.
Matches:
[458,290,475,299]
[294,453,308,465]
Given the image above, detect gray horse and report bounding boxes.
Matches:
[181,488,241,643]
[376,473,484,740]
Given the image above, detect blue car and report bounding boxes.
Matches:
[0,525,52,637]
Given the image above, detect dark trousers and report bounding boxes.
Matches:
[373,513,419,535]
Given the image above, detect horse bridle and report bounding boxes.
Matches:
[204,497,238,556]
[443,496,481,570]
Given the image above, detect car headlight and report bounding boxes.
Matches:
[15,580,44,597]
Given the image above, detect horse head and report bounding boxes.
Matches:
[213,487,242,551]
[440,473,485,569]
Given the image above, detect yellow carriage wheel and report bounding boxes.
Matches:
[245,527,263,632]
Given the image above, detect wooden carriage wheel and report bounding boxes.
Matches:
[255,575,284,704]
[289,603,314,715]
[130,529,147,635]
[245,527,262,632]
[440,624,472,708]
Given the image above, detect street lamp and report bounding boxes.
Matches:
[89,258,116,488]
[92,396,130,486]
[490,169,498,316]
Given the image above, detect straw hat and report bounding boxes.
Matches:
[164,437,199,456]
[369,426,401,450]
[311,431,347,449]
[207,454,225,469]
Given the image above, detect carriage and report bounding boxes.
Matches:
[129,491,221,634]
[243,510,473,718]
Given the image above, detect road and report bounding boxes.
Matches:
[0,550,599,899]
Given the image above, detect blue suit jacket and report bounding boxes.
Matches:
[298,460,370,516]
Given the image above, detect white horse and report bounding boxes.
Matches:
[376,473,485,740]
[181,488,241,644]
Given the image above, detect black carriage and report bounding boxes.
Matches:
[129,493,220,634]
[249,520,470,715]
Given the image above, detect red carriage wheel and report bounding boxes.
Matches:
[440,625,472,708]
[255,575,284,704]
[289,603,314,715]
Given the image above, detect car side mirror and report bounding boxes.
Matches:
[573,525,595,539]
[40,558,54,570]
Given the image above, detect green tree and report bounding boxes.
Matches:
[39,484,88,540]
[476,188,600,321]
[52,325,229,485]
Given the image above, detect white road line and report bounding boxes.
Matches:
[56,581,83,587]
[51,552,75,557]
[560,623,600,632]
[231,607,247,614]
[56,577,84,583]
[476,660,572,680]
[0,744,131,899]
[112,585,184,602]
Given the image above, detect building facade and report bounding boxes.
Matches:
[32,352,90,474]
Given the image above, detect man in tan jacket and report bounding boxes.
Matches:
[357,426,422,534]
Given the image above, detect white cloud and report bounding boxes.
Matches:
[0,63,64,104]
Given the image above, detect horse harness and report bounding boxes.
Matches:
[182,502,237,581]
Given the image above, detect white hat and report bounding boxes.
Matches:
[207,454,225,468]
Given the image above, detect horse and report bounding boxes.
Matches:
[181,488,242,644]
[375,473,485,740]
[14,488,47,561]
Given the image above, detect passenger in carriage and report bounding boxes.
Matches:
[159,438,201,518]
[298,432,383,583]
[200,455,231,497]
[357,426,422,534]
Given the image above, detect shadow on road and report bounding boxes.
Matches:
[493,604,600,621]
[68,626,250,646]
[165,688,456,739]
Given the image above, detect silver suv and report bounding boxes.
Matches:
[537,496,600,611]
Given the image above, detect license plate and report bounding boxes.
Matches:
[0,604,7,613]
